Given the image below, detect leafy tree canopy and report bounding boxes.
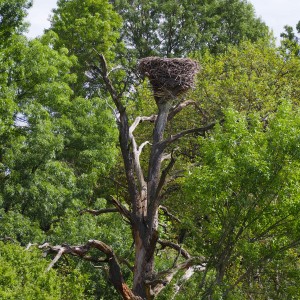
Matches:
[111,0,270,57]
[0,241,88,299]
[50,0,123,96]
[180,103,300,298]
[0,0,32,44]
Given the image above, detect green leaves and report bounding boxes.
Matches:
[183,104,300,297]
[50,0,123,96]
[193,40,300,121]
[0,241,87,299]
[113,0,269,57]
[1,28,118,231]
[0,0,32,44]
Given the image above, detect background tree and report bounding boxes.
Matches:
[111,0,270,57]
[49,0,123,96]
[0,241,87,299]
[280,21,300,57]
[181,103,300,298]
[0,0,32,45]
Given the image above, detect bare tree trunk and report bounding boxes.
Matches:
[132,99,172,299]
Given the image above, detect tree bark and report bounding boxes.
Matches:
[132,99,172,299]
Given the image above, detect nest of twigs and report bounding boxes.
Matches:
[138,57,200,102]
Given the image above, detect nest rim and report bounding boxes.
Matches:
[138,56,200,101]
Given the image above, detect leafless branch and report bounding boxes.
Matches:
[168,100,197,121]
[39,240,138,300]
[26,242,38,250]
[162,121,217,147]
[79,197,131,222]
[0,236,16,243]
[158,239,191,259]
[110,196,132,222]
[94,50,125,114]
[80,208,119,216]
[159,206,181,223]
[156,152,176,199]
[146,257,205,297]
[138,141,150,155]
[130,115,157,133]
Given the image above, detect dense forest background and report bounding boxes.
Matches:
[1,0,300,299]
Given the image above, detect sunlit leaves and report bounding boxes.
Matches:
[183,103,300,297]
[0,241,87,299]
[192,40,300,122]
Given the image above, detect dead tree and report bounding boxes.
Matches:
[41,57,212,299]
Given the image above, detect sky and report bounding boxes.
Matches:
[25,0,300,42]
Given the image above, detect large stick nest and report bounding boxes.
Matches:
[138,57,200,101]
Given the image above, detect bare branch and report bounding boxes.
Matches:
[161,153,171,162]
[158,239,191,259]
[93,50,124,113]
[130,115,157,133]
[110,196,132,222]
[146,257,206,297]
[156,152,176,199]
[172,265,206,299]
[0,236,16,243]
[80,208,119,216]
[163,121,217,146]
[159,206,181,223]
[40,240,139,300]
[137,141,150,155]
[79,197,131,222]
[168,100,197,121]
[26,242,38,250]
[47,247,65,272]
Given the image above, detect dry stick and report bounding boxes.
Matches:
[79,197,131,222]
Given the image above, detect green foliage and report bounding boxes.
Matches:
[0,0,31,44]
[50,0,123,96]
[0,31,118,230]
[280,21,300,57]
[112,0,270,57]
[182,103,300,298]
[192,40,300,122]
[0,210,45,244]
[0,241,88,299]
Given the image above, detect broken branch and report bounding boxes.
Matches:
[39,240,139,300]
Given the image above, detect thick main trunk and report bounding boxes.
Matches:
[132,100,172,299]
[132,224,159,300]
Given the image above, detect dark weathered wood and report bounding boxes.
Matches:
[40,55,205,300]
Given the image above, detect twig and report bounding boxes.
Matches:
[159,206,181,223]
[80,208,119,216]
[157,239,190,259]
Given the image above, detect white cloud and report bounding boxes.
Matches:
[25,0,57,38]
